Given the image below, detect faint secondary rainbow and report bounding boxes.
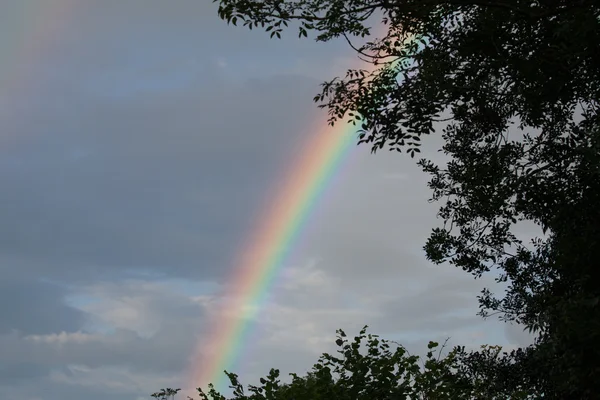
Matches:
[188,27,418,395]
[1,0,77,145]
[0,0,81,126]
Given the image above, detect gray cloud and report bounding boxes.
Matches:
[0,275,86,335]
[0,279,207,395]
[0,71,327,282]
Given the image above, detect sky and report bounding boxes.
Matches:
[0,1,536,399]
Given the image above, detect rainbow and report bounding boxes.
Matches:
[0,0,75,143]
[187,112,362,393]
[186,26,418,397]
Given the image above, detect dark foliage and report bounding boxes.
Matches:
[204,1,600,397]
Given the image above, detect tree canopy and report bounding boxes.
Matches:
[177,1,600,397]
[184,327,536,400]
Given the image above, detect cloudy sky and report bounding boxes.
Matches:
[0,1,535,399]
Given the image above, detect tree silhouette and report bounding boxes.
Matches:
[152,387,181,400]
[174,327,535,399]
[208,1,600,397]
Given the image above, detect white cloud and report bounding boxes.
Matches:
[25,332,102,346]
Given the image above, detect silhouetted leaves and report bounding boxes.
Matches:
[152,388,181,400]
[178,327,535,400]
